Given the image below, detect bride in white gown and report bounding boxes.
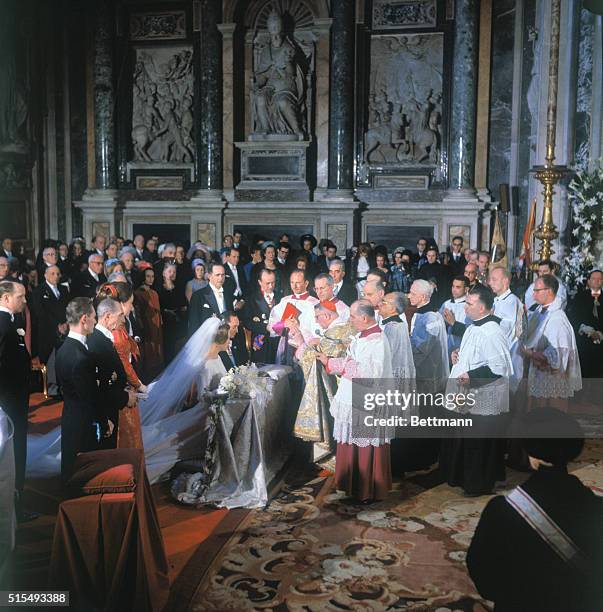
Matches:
[27,318,231,483]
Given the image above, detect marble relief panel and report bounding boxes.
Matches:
[372,0,436,30]
[327,224,347,254]
[197,223,217,249]
[362,33,443,171]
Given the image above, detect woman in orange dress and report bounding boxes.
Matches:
[134,263,164,383]
[96,281,146,449]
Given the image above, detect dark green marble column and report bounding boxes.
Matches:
[448,0,479,194]
[93,0,116,190]
[327,0,355,191]
[197,0,223,191]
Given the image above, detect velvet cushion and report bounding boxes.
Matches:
[67,449,142,495]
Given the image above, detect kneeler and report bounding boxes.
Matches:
[49,449,169,611]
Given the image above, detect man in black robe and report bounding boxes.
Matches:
[467,408,603,611]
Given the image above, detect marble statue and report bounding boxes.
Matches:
[363,34,443,167]
[130,47,194,163]
[251,10,307,140]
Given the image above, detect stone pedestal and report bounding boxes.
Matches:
[74,189,119,244]
[234,140,311,200]
[362,198,484,250]
[121,194,224,250]
[224,199,356,253]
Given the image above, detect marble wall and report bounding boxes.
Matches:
[487,0,515,203]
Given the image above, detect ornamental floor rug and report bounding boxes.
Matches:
[181,441,603,612]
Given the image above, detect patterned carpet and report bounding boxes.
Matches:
[180,441,603,612]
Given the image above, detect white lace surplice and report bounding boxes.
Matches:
[328,332,393,447]
[448,321,513,415]
[524,298,582,398]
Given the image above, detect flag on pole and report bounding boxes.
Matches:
[519,198,537,272]
[490,208,508,269]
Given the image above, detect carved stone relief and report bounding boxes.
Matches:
[130,46,194,163]
[362,34,443,169]
[372,0,437,30]
[130,11,187,41]
[250,10,315,141]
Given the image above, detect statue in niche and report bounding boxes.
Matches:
[251,10,308,140]
[130,47,194,163]
[363,34,442,168]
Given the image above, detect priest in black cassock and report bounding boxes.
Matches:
[568,270,602,401]
[441,284,513,496]
[241,268,281,364]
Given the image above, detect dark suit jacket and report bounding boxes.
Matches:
[31,282,69,362]
[56,337,104,479]
[241,291,281,364]
[0,311,31,403]
[72,269,107,299]
[448,253,467,277]
[224,263,249,299]
[188,284,234,336]
[335,280,357,307]
[87,328,129,427]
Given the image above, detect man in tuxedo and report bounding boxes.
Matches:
[317,241,338,274]
[0,237,13,260]
[56,298,105,480]
[569,270,603,397]
[71,253,106,298]
[232,230,249,264]
[328,259,356,306]
[242,269,281,364]
[31,265,69,397]
[87,299,137,449]
[219,311,249,369]
[448,235,467,276]
[88,234,107,260]
[37,245,59,282]
[188,262,234,336]
[223,247,248,306]
[0,281,36,520]
[132,234,146,262]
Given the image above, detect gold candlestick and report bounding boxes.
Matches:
[531,0,566,266]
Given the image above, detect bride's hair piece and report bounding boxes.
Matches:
[214,322,230,345]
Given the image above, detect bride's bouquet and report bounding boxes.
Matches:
[218,364,271,399]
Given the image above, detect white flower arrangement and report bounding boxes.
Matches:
[562,160,603,296]
[218,364,271,399]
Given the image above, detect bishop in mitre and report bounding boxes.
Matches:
[289,300,354,461]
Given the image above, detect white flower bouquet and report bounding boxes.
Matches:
[562,160,603,295]
[218,364,271,399]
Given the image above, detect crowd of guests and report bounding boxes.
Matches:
[0,229,601,608]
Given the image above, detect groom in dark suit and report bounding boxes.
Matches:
[56,298,108,481]
[241,269,281,364]
[188,262,234,336]
[219,311,249,369]
[0,281,35,521]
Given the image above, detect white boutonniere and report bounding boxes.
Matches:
[43,294,50,300]
[16,328,25,337]
[253,316,260,322]
[203,303,211,308]
[261,313,267,320]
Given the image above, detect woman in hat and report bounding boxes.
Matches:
[185,259,208,303]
